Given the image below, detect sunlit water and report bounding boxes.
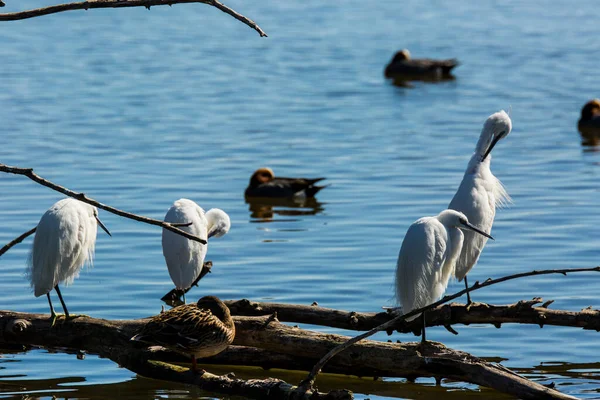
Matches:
[1,0,600,399]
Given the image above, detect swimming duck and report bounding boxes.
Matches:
[384,49,459,80]
[131,295,235,372]
[578,99,600,146]
[244,167,327,199]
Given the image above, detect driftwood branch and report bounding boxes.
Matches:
[225,297,600,333]
[299,266,600,388]
[0,163,207,250]
[0,0,267,37]
[0,226,36,257]
[0,310,580,399]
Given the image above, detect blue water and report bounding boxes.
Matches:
[1,0,600,398]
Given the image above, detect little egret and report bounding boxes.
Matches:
[578,99,600,146]
[131,295,235,373]
[384,49,459,80]
[244,167,328,199]
[448,110,512,305]
[395,209,493,342]
[162,199,230,303]
[26,198,111,321]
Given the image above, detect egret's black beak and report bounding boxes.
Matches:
[482,134,502,161]
[207,229,216,239]
[460,220,494,240]
[96,216,111,237]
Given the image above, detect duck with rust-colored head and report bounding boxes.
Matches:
[131,296,235,373]
[245,167,328,199]
[578,99,600,145]
[384,49,459,81]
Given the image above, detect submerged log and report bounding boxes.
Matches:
[0,309,578,399]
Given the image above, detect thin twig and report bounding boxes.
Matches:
[0,227,36,256]
[300,266,600,389]
[0,0,267,37]
[0,163,207,247]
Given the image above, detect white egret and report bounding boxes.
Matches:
[448,110,512,305]
[26,198,111,321]
[162,199,230,303]
[395,209,493,342]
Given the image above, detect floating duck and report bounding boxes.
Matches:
[244,167,328,199]
[578,99,600,146]
[384,49,459,81]
[131,296,235,372]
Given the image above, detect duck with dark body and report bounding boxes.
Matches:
[384,49,459,81]
[245,167,328,199]
[578,99,600,146]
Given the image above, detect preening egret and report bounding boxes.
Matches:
[244,167,328,199]
[26,198,111,320]
[162,199,230,303]
[578,99,600,146]
[384,49,459,80]
[448,110,512,305]
[131,295,235,373]
[395,209,493,342]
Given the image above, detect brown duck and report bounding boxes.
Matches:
[384,49,459,80]
[131,296,235,372]
[245,167,327,199]
[578,99,600,145]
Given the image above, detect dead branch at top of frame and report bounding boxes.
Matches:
[0,0,267,37]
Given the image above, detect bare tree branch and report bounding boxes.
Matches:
[0,0,267,37]
[300,266,600,389]
[0,227,36,257]
[225,297,600,333]
[0,163,207,248]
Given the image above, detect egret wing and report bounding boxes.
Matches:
[395,219,449,319]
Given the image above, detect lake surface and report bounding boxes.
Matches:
[1,0,600,398]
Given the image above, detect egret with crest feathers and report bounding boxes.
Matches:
[162,199,230,303]
[448,110,512,305]
[26,197,111,322]
[396,209,493,342]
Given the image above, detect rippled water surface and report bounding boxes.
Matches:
[1,1,600,399]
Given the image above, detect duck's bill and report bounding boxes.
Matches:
[482,135,502,161]
[96,216,112,236]
[460,220,494,240]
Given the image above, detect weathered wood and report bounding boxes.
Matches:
[0,310,579,399]
[0,0,267,37]
[225,297,600,333]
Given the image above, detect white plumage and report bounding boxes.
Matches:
[395,209,493,341]
[448,110,512,303]
[26,197,110,318]
[162,199,230,301]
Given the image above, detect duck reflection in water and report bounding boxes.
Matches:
[384,49,459,87]
[246,196,325,222]
[578,99,600,147]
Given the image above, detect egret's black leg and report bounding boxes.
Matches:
[421,312,427,343]
[46,293,57,317]
[54,285,70,318]
[464,276,472,305]
[46,292,59,326]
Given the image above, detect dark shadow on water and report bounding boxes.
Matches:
[245,197,325,223]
